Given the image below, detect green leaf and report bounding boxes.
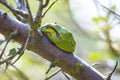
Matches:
[89,52,111,61]
[98,16,107,22]
[110,5,116,10]
[8,48,17,56]
[93,16,107,23]
[92,17,99,24]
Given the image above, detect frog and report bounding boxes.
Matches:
[39,23,76,53]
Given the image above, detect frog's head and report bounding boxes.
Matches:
[40,23,57,36]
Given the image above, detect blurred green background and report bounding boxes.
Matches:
[0,0,120,80]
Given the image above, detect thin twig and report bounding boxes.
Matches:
[0,56,14,65]
[99,4,120,19]
[106,60,118,80]
[0,0,29,21]
[0,40,5,45]
[0,30,17,60]
[10,63,29,80]
[14,0,27,11]
[0,0,21,20]
[93,0,100,13]
[0,53,28,79]
[25,0,33,25]
[15,10,28,19]
[62,71,70,80]
[91,62,100,67]
[42,0,57,18]
[45,69,61,80]
[46,62,56,74]
[46,64,70,80]
[35,0,43,25]
[11,27,30,64]
[42,0,49,8]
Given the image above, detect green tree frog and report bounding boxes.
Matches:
[40,23,76,53]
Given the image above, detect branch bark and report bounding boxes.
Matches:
[0,11,105,80]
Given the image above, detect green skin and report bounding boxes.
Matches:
[40,23,76,53]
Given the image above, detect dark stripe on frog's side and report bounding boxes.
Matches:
[47,26,62,39]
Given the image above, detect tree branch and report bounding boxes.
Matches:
[0,0,21,20]
[35,0,43,25]
[0,11,105,80]
[25,0,33,25]
[42,0,57,18]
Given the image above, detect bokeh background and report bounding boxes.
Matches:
[0,0,120,80]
